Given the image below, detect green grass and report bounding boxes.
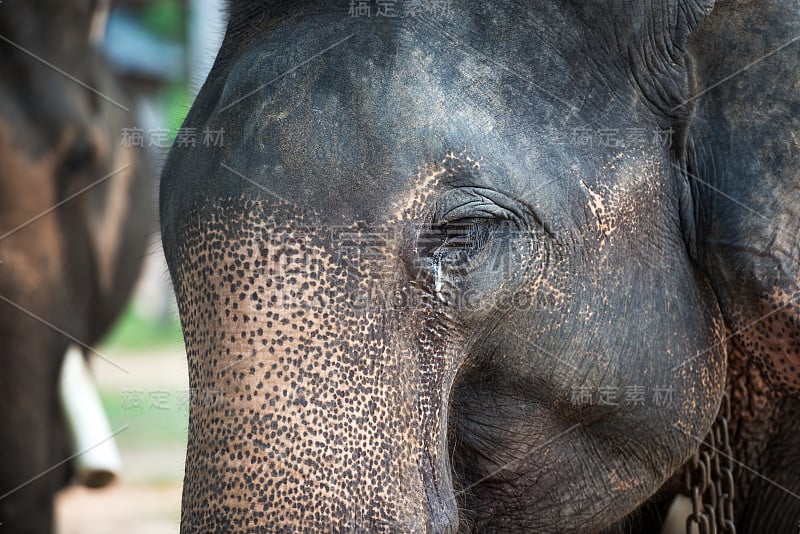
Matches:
[164,83,194,139]
[100,388,188,485]
[100,389,189,449]
[102,306,184,351]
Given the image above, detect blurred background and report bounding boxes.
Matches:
[51,1,225,532]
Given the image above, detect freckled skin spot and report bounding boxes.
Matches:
[175,196,460,532]
[728,287,800,394]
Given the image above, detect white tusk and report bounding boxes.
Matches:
[58,344,122,488]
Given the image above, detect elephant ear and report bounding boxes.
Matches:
[686,0,800,395]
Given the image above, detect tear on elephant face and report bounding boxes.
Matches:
[161,0,800,531]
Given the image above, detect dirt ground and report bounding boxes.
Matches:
[55,348,187,534]
[56,484,182,534]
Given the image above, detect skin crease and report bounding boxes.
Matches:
[0,1,153,531]
[160,0,799,532]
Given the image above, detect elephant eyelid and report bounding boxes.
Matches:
[436,204,511,226]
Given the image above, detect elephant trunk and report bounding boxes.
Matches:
[180,340,458,532]
[175,213,459,532]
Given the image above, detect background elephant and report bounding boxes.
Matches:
[0,0,154,531]
[161,0,799,531]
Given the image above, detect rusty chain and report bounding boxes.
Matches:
[684,391,736,534]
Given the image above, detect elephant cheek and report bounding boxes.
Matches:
[173,201,458,532]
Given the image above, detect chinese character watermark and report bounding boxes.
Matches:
[120,127,225,149]
[542,128,673,149]
[120,388,225,412]
[349,0,453,19]
[570,385,674,407]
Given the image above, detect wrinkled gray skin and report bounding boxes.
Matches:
[0,1,153,532]
[161,0,799,532]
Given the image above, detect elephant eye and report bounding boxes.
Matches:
[417,218,498,282]
[403,215,517,295]
[416,218,493,258]
[437,219,493,254]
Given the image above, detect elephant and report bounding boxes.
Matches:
[160,0,799,532]
[0,1,154,532]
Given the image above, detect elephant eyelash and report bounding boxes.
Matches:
[437,219,495,253]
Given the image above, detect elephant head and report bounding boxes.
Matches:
[161,0,799,531]
[0,1,153,531]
